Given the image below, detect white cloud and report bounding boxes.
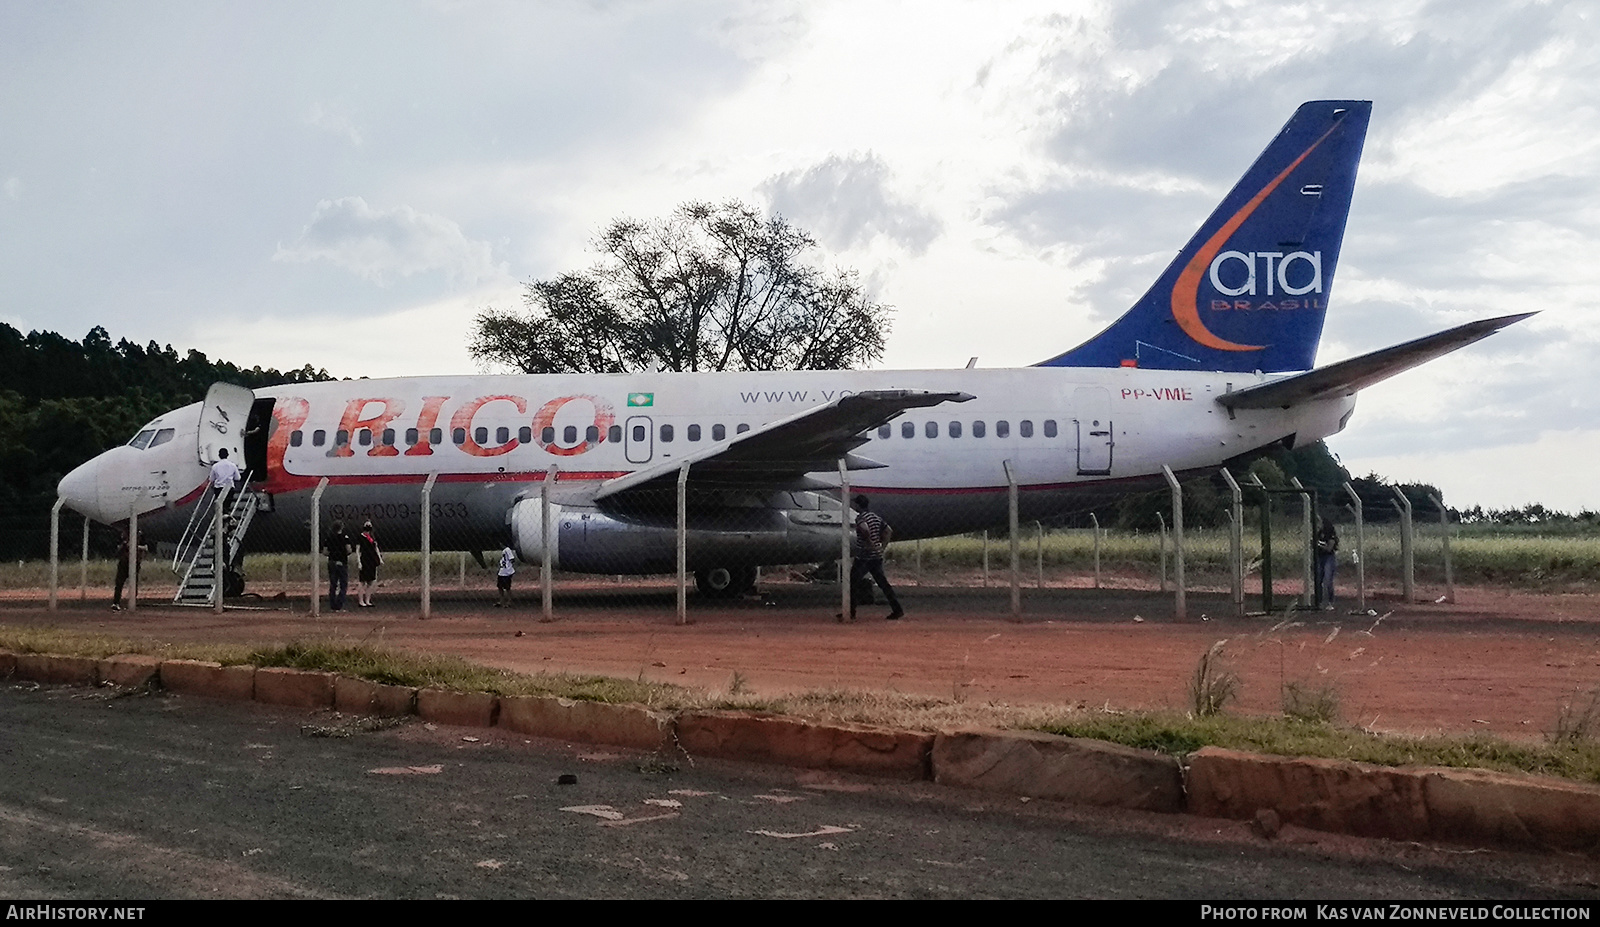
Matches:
[273,196,501,286]
[305,102,363,146]
[761,152,942,254]
[3,176,18,199]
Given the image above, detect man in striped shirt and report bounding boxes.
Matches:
[850,495,904,621]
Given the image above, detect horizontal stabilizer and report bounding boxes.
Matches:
[1217,312,1535,411]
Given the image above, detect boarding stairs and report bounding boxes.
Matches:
[173,472,259,606]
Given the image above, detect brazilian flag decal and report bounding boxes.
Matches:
[627,392,654,407]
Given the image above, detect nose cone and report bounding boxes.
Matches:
[58,458,106,522]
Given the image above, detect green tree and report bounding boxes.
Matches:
[471,201,891,373]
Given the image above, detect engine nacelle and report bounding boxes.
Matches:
[509,497,561,569]
[507,498,845,575]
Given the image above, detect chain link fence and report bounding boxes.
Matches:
[10,466,1577,620]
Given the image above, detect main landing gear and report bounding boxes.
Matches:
[694,565,757,599]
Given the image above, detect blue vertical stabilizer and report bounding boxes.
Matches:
[1038,100,1371,372]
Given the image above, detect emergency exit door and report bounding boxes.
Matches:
[1072,387,1113,475]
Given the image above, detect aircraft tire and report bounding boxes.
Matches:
[695,565,756,599]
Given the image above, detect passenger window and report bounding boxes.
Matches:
[1020,420,1033,438]
[474,427,488,444]
[632,424,646,441]
[563,425,578,444]
[712,424,726,441]
[1044,420,1057,438]
[289,430,303,448]
[949,421,962,438]
[430,428,442,445]
[313,429,327,447]
[452,428,466,445]
[736,423,749,434]
[878,425,890,439]
[405,428,418,446]
[128,430,155,450]
[901,421,914,439]
[688,424,701,441]
[973,421,985,438]
[541,427,555,444]
[519,426,532,443]
[336,429,350,446]
[608,425,622,443]
[996,420,1009,438]
[925,421,938,438]
[661,424,674,442]
[382,428,395,446]
[495,427,509,445]
[359,429,372,447]
[586,425,598,443]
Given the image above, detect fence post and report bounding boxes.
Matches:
[982,531,990,588]
[1162,465,1185,620]
[310,477,328,617]
[1290,477,1314,608]
[915,538,922,586]
[1219,467,1244,617]
[210,493,223,614]
[80,516,89,602]
[1157,512,1167,592]
[48,497,63,611]
[128,506,140,614]
[420,472,437,619]
[677,462,689,626]
[459,551,466,588]
[1343,482,1366,613]
[1393,487,1415,603]
[838,459,851,621]
[1035,520,1044,590]
[1090,513,1100,589]
[1003,459,1020,620]
[1428,492,1455,604]
[542,465,557,623]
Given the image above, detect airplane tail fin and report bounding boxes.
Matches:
[1038,100,1372,373]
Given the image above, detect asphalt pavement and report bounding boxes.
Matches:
[1,682,1596,900]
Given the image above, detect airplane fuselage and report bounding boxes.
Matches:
[66,365,1353,571]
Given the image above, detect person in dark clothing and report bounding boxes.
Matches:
[849,495,904,621]
[321,519,352,611]
[1314,514,1340,611]
[111,528,145,611]
[355,521,383,607]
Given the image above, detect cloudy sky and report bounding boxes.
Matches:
[3,0,1596,510]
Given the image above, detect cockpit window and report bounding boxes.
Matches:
[128,430,156,450]
[148,428,175,449]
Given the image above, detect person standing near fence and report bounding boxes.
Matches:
[850,495,904,621]
[1314,513,1339,611]
[322,519,352,612]
[355,520,383,608]
[111,527,145,611]
[495,540,516,608]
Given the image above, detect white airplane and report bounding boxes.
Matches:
[57,100,1530,599]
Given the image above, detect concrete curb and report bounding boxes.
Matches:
[677,710,933,781]
[499,695,674,753]
[933,729,1184,813]
[1188,746,1600,852]
[6,649,1600,854]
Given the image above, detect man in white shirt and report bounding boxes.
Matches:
[209,448,241,515]
[496,543,516,608]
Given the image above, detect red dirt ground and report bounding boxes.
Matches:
[8,580,1600,742]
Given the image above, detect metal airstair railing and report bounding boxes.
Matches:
[173,471,257,606]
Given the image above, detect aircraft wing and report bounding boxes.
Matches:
[593,389,974,501]
[1216,312,1535,411]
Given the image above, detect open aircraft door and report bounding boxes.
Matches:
[1072,386,1113,476]
[197,382,255,467]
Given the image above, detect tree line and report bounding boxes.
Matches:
[0,325,331,558]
